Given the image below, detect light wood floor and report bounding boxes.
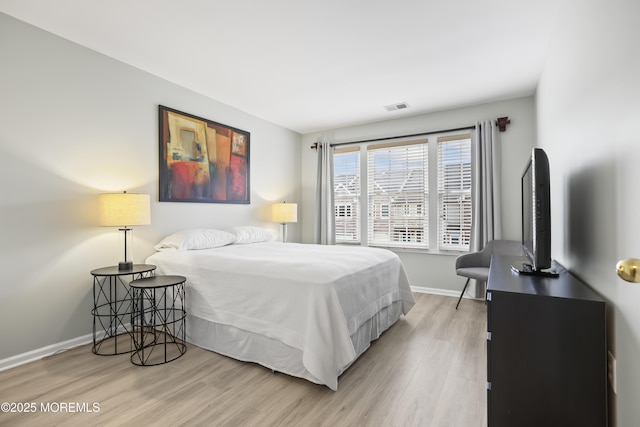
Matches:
[0,293,487,427]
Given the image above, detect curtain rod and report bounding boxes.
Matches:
[310,116,510,150]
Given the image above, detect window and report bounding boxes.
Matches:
[367,141,428,248]
[334,147,360,242]
[437,135,472,251]
[333,132,471,252]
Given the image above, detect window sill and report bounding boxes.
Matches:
[387,247,466,256]
[335,243,467,256]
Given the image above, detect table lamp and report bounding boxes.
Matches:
[272,202,297,243]
[99,192,151,270]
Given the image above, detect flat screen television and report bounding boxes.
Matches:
[515,147,556,276]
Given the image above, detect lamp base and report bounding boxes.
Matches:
[118,261,133,271]
[119,227,133,271]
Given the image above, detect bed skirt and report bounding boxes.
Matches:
[186,299,405,389]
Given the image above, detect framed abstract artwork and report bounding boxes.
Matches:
[159,105,250,204]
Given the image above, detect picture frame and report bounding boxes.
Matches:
[159,105,250,204]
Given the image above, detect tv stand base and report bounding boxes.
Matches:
[511,262,559,278]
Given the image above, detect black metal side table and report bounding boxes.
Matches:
[130,275,187,366]
[91,264,156,355]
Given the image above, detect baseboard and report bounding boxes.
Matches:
[411,285,483,300]
[0,324,131,372]
[0,333,93,372]
[411,285,456,297]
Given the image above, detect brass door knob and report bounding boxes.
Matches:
[616,258,640,283]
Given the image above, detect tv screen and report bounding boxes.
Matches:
[520,148,552,272]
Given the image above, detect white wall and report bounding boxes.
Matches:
[300,96,535,293]
[536,0,640,425]
[0,13,301,361]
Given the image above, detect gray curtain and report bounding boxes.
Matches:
[469,120,502,296]
[314,140,335,245]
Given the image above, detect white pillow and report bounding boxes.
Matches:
[230,226,278,244]
[154,229,236,251]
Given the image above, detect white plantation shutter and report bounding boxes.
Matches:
[333,147,360,243]
[437,135,472,250]
[367,140,428,248]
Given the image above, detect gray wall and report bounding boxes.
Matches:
[0,13,301,361]
[536,0,640,425]
[300,96,536,293]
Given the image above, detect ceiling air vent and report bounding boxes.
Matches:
[383,102,409,112]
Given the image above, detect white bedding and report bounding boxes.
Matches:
[146,242,415,390]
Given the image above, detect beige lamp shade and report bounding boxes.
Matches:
[99,192,151,226]
[272,202,297,223]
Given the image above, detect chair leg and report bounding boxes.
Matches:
[456,278,471,310]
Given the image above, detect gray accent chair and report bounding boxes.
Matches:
[455,240,522,309]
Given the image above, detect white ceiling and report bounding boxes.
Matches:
[0,0,561,134]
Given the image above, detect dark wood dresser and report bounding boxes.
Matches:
[486,255,607,427]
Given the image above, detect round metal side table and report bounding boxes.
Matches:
[91,264,156,355]
[129,275,187,366]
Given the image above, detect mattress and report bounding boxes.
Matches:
[146,242,415,390]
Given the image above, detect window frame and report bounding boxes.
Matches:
[366,139,429,249]
[333,146,361,244]
[437,134,472,252]
[332,131,472,253]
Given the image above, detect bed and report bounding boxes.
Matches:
[145,228,415,390]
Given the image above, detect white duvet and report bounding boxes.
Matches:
[146,242,415,390]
